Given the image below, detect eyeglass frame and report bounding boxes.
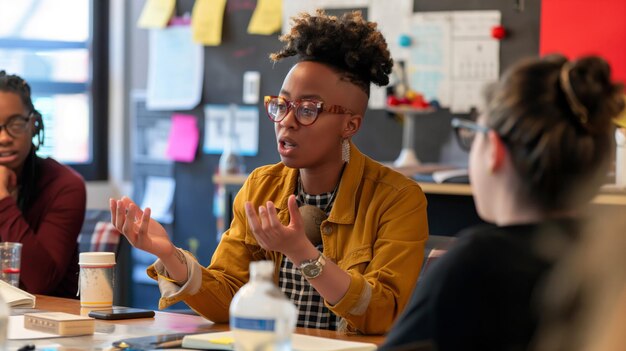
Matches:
[451,117,490,152]
[264,95,355,126]
[0,114,33,139]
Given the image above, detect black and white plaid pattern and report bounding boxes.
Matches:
[279,247,338,330]
[278,186,339,330]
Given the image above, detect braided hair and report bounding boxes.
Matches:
[0,71,44,211]
[270,10,393,96]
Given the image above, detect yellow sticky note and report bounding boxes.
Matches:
[209,337,235,345]
[191,0,227,46]
[137,0,176,29]
[247,0,282,35]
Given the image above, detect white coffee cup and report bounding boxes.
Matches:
[79,252,115,310]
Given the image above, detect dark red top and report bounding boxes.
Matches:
[0,157,86,297]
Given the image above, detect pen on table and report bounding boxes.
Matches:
[154,339,183,349]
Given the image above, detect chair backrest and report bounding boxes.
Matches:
[77,209,121,254]
[419,235,457,280]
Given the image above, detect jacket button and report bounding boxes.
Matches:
[323,225,333,235]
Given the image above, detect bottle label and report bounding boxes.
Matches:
[231,317,275,331]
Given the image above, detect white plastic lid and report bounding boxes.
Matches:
[249,260,274,278]
[79,252,116,266]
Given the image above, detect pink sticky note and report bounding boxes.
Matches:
[166,114,199,162]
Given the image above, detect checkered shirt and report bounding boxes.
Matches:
[278,188,339,330]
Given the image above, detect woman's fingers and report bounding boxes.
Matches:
[244,202,261,231]
[122,203,137,241]
[258,206,269,231]
[140,207,151,238]
[266,201,282,230]
[287,195,303,229]
[109,198,117,225]
[115,200,127,233]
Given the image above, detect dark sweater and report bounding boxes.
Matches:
[0,157,86,297]
[381,220,578,351]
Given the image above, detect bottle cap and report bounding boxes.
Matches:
[250,260,274,278]
[79,252,116,266]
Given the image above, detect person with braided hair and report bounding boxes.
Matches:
[111,10,428,334]
[0,71,86,297]
[380,55,624,351]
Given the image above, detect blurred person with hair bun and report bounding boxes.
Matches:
[381,55,624,351]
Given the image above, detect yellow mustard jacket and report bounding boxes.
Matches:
[148,144,428,335]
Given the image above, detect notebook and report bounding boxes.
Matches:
[0,280,35,308]
[182,331,377,351]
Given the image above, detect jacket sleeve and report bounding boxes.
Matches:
[327,184,429,334]
[0,176,86,294]
[147,176,263,323]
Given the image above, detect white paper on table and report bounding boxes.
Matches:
[203,105,259,156]
[370,0,413,61]
[140,176,176,224]
[146,25,204,111]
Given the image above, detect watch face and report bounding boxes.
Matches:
[302,265,321,278]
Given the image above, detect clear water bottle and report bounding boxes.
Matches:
[0,289,8,351]
[230,261,297,351]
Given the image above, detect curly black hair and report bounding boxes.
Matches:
[270,10,393,96]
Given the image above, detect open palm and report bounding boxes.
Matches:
[109,197,174,259]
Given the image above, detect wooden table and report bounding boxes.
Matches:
[9,295,385,350]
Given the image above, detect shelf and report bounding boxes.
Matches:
[212,172,626,206]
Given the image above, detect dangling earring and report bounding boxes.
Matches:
[342,139,350,163]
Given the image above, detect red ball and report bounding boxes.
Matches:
[491,25,506,40]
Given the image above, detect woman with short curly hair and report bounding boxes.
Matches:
[111,10,428,334]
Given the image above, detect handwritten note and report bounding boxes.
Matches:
[191,0,227,45]
[137,0,175,29]
[166,114,199,163]
[247,0,282,35]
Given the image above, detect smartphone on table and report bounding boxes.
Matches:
[88,307,155,320]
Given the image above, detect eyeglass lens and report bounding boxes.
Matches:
[455,127,476,151]
[266,97,319,126]
[0,117,29,138]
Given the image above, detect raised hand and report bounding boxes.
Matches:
[244,194,316,262]
[0,165,17,200]
[109,196,176,259]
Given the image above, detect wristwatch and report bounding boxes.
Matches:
[299,252,326,279]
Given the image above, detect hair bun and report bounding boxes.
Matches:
[569,56,624,133]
